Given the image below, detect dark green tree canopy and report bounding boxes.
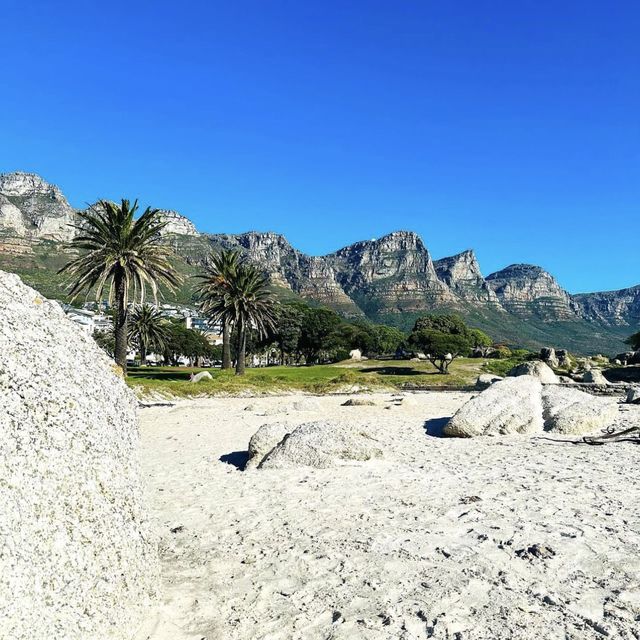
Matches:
[625,331,640,351]
[409,313,492,373]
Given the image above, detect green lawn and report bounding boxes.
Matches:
[127,357,488,398]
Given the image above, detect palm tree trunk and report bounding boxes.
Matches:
[114,271,129,374]
[236,323,246,376]
[222,320,232,370]
[140,344,147,366]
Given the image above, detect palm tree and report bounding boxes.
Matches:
[196,249,242,370]
[128,304,169,365]
[59,199,181,373]
[200,262,277,375]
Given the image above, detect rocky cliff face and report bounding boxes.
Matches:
[0,172,77,243]
[434,250,502,306]
[326,231,456,314]
[157,209,199,236]
[573,285,640,327]
[485,264,576,320]
[1,171,639,352]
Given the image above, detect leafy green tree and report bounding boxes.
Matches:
[468,328,493,357]
[200,262,276,375]
[409,314,475,374]
[196,249,242,370]
[368,324,406,356]
[625,331,640,351]
[59,199,180,373]
[163,320,214,366]
[94,329,115,358]
[298,307,343,363]
[271,303,304,364]
[409,329,472,373]
[413,313,469,335]
[128,304,169,364]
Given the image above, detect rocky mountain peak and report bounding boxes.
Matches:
[157,210,199,236]
[433,250,502,306]
[0,171,65,199]
[486,264,574,319]
[434,249,481,285]
[0,171,76,243]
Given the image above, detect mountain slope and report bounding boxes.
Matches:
[0,170,638,354]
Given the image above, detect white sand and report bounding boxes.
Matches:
[138,392,640,640]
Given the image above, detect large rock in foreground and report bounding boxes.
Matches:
[444,376,544,437]
[259,421,383,469]
[0,271,157,639]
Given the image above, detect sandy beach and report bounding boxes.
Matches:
[138,392,640,640]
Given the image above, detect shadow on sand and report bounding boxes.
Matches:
[219,451,250,470]
[423,417,451,437]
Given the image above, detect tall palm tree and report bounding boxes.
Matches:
[196,249,242,370]
[200,262,277,375]
[128,304,169,365]
[59,199,181,373]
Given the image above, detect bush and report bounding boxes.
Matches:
[492,345,512,359]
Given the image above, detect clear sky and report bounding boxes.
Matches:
[1,1,638,293]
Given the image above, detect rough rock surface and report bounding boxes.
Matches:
[157,209,199,236]
[292,397,322,412]
[626,386,640,404]
[485,264,575,320]
[540,347,559,368]
[541,386,618,435]
[583,369,609,385]
[444,376,544,437]
[258,421,383,469]
[508,360,559,384]
[446,375,620,438]
[245,422,292,469]
[0,271,158,639]
[342,397,377,406]
[0,171,77,242]
[433,249,502,305]
[475,373,503,390]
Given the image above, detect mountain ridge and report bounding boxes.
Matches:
[1,171,638,354]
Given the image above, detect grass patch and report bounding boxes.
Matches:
[127,358,487,398]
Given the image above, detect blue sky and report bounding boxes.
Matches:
[1,1,638,293]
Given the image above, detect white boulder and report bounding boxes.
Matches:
[444,376,544,437]
[445,373,620,438]
[625,387,640,404]
[475,373,503,390]
[258,421,383,469]
[245,422,292,469]
[0,271,157,639]
[541,386,618,435]
[508,360,559,384]
[582,369,609,385]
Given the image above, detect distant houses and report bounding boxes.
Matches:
[61,301,222,345]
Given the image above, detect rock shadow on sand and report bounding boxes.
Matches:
[423,417,451,437]
[219,451,250,470]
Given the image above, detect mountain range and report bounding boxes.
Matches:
[1,171,638,354]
